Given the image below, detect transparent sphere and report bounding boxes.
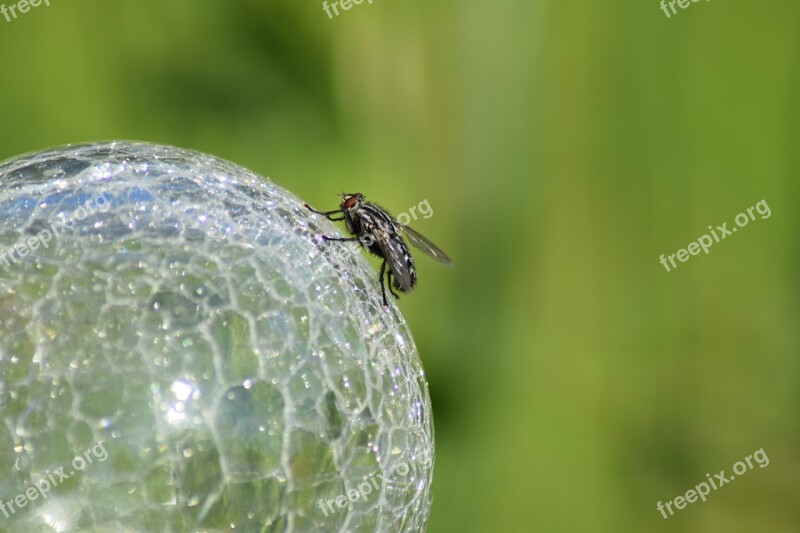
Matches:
[0,142,434,532]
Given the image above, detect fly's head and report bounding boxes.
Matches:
[340,193,364,233]
[339,193,364,214]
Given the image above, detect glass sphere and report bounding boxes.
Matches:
[0,142,433,532]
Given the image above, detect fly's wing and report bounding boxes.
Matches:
[359,208,416,292]
[395,222,453,267]
[376,229,415,292]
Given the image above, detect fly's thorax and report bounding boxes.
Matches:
[343,209,359,236]
[360,203,397,234]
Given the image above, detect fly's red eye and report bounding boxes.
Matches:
[343,195,359,209]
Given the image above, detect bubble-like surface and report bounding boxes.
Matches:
[0,142,433,532]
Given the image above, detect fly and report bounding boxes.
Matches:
[303,193,452,307]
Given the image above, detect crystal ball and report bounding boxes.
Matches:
[0,142,434,532]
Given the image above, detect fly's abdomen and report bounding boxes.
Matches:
[395,262,417,292]
[389,236,416,292]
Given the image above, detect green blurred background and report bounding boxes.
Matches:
[1,0,798,531]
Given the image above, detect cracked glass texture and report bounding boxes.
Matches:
[0,142,434,533]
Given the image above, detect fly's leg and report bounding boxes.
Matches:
[321,236,359,242]
[379,259,389,307]
[386,270,400,300]
[309,231,358,272]
[316,236,359,270]
[303,203,344,220]
[304,203,351,243]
